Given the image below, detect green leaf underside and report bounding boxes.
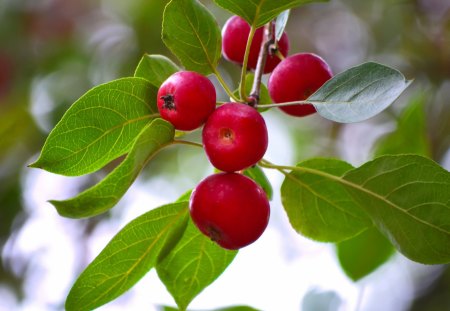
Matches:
[162,0,221,75]
[336,227,395,281]
[65,202,189,311]
[374,93,430,157]
[50,119,175,219]
[30,77,158,176]
[343,155,450,264]
[243,165,273,200]
[284,155,450,264]
[309,62,412,123]
[275,10,290,41]
[281,158,372,242]
[134,54,180,88]
[213,0,328,27]
[157,218,237,310]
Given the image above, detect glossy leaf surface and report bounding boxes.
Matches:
[343,155,450,264]
[51,119,174,218]
[213,0,328,27]
[30,78,158,176]
[157,219,237,310]
[134,54,180,87]
[281,158,371,242]
[162,0,221,75]
[65,202,189,311]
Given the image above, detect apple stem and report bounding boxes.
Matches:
[249,21,275,107]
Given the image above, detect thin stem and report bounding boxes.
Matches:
[256,100,313,109]
[259,159,377,199]
[259,158,290,176]
[249,22,273,107]
[275,49,285,61]
[239,25,257,101]
[257,99,352,109]
[213,68,240,102]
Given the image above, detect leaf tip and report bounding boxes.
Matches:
[27,159,42,169]
[48,199,64,212]
[405,79,414,87]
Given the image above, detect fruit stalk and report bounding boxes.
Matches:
[239,24,257,101]
[249,22,274,107]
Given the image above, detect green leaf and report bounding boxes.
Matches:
[243,165,273,200]
[281,155,450,264]
[134,54,180,87]
[30,77,158,176]
[213,0,328,27]
[374,93,430,157]
[162,0,221,75]
[343,155,450,264]
[157,218,237,310]
[50,119,174,218]
[336,227,395,281]
[308,62,412,123]
[275,10,290,41]
[281,158,372,242]
[65,202,189,311]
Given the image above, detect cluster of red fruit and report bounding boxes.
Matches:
[156,16,333,250]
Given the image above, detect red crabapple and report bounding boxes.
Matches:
[268,53,333,117]
[222,15,289,74]
[202,103,268,172]
[189,172,270,250]
[157,71,216,131]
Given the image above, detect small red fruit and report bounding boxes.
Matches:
[221,15,289,74]
[157,71,216,131]
[189,172,270,250]
[268,53,333,117]
[202,103,268,172]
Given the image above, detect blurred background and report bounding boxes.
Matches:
[0,0,449,310]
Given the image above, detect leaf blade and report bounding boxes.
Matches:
[281,155,450,264]
[213,0,328,27]
[30,77,158,176]
[374,93,430,157]
[309,62,412,123]
[65,202,189,311]
[281,158,372,242]
[50,118,175,218]
[162,0,221,75]
[336,227,395,281]
[157,218,237,310]
[275,10,290,41]
[134,54,180,87]
[343,155,450,264]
